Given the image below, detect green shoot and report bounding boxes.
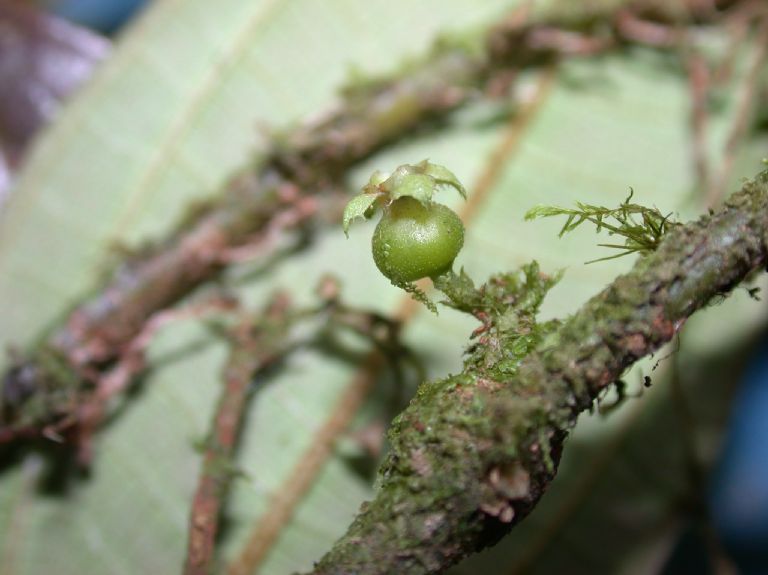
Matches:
[525,190,678,263]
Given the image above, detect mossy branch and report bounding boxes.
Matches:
[309,169,768,574]
[0,0,743,447]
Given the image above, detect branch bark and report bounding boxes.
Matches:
[183,294,292,575]
[309,169,768,574]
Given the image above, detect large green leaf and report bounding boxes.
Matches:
[1,2,766,575]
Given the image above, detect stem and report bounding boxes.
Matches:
[309,169,768,574]
[706,19,768,206]
[183,295,292,575]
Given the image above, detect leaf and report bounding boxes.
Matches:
[388,172,436,204]
[342,193,377,236]
[0,3,767,575]
[421,160,468,199]
[383,160,468,204]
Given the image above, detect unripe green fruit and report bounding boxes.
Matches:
[372,196,464,283]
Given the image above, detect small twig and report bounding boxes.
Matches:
[226,352,386,575]
[217,185,318,264]
[614,9,683,48]
[712,3,754,85]
[687,51,713,192]
[183,294,292,575]
[225,288,418,575]
[71,295,239,466]
[182,279,416,575]
[100,296,238,400]
[707,19,768,206]
[526,28,613,55]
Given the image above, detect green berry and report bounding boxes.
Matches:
[372,196,464,284]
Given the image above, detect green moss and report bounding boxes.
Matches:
[432,263,561,381]
[1,346,84,431]
[525,189,679,262]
